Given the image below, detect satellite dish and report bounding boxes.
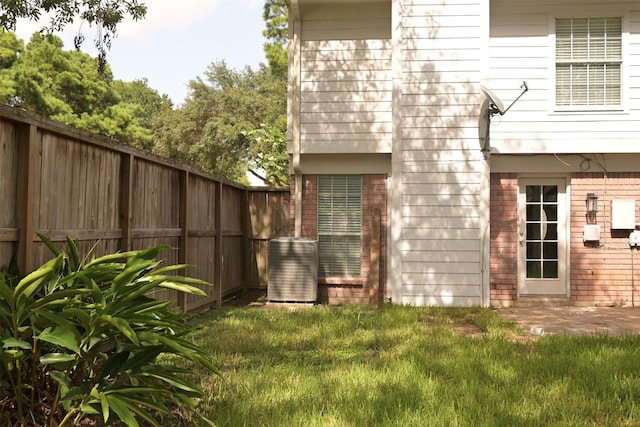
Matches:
[480,81,528,117]
[480,83,506,115]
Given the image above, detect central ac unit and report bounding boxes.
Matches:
[268,238,318,303]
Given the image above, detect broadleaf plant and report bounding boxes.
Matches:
[0,235,218,426]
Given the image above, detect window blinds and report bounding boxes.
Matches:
[317,175,362,278]
[556,17,622,106]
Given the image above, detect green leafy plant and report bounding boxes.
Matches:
[0,235,217,426]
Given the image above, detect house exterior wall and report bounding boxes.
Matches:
[491,170,640,307]
[292,2,393,155]
[487,0,640,307]
[287,0,640,307]
[569,173,640,305]
[489,174,518,303]
[287,0,393,305]
[288,0,490,307]
[390,0,489,306]
[487,0,640,154]
[290,174,388,305]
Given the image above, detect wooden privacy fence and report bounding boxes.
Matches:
[0,104,290,312]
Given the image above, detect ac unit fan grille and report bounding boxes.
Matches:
[268,238,318,303]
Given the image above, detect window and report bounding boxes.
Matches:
[317,175,362,278]
[556,17,622,107]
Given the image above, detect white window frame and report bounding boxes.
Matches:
[317,175,362,279]
[550,13,628,113]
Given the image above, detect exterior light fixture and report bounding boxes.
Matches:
[586,193,598,214]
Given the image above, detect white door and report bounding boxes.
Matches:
[518,178,568,296]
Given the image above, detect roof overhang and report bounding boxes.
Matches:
[287,0,389,20]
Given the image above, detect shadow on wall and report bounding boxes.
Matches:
[397,13,489,306]
[298,6,489,306]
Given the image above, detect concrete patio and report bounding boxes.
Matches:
[496,306,640,336]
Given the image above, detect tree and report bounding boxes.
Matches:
[245,119,288,187]
[153,61,287,184]
[263,0,288,78]
[1,32,155,149]
[0,1,292,187]
[7,33,118,116]
[0,30,23,99]
[0,30,22,68]
[0,0,147,71]
[112,78,174,132]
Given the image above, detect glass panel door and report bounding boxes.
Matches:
[525,185,558,279]
[518,179,567,296]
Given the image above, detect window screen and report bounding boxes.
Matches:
[317,175,362,278]
[556,17,622,106]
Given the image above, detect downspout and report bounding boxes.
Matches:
[479,0,490,307]
[389,0,403,303]
[289,0,303,237]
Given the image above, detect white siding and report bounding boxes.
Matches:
[300,39,393,154]
[300,2,391,41]
[488,0,640,154]
[293,2,393,155]
[393,0,487,307]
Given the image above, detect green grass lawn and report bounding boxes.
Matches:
[174,304,640,426]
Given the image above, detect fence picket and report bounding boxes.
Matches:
[0,105,289,311]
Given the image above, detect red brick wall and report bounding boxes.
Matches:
[289,174,388,305]
[490,173,519,303]
[490,172,640,306]
[570,172,640,305]
[291,171,640,306]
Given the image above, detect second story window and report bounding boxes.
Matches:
[556,17,622,107]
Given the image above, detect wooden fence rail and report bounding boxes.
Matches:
[0,104,290,312]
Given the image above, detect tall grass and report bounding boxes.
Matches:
[176,305,640,426]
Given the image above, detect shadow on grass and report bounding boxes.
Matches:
[176,305,640,426]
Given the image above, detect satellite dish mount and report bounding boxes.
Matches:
[481,81,528,117]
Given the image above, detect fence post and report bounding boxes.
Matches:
[214,181,223,306]
[120,153,134,252]
[16,124,37,274]
[369,208,381,309]
[241,187,250,294]
[178,170,189,312]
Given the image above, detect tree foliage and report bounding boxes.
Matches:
[0,32,165,149]
[0,0,147,71]
[246,118,288,187]
[0,0,292,187]
[112,78,173,130]
[263,0,288,78]
[153,61,287,185]
[0,29,21,68]
[154,0,291,186]
[111,78,174,149]
[6,33,118,115]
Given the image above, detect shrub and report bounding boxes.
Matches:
[0,235,217,426]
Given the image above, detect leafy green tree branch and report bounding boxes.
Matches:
[0,0,147,71]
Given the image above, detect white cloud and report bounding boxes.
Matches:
[117,0,223,41]
[15,0,242,44]
[244,0,265,8]
[116,0,264,41]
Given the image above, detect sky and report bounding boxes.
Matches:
[15,0,268,106]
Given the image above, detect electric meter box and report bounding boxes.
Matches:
[611,200,636,230]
